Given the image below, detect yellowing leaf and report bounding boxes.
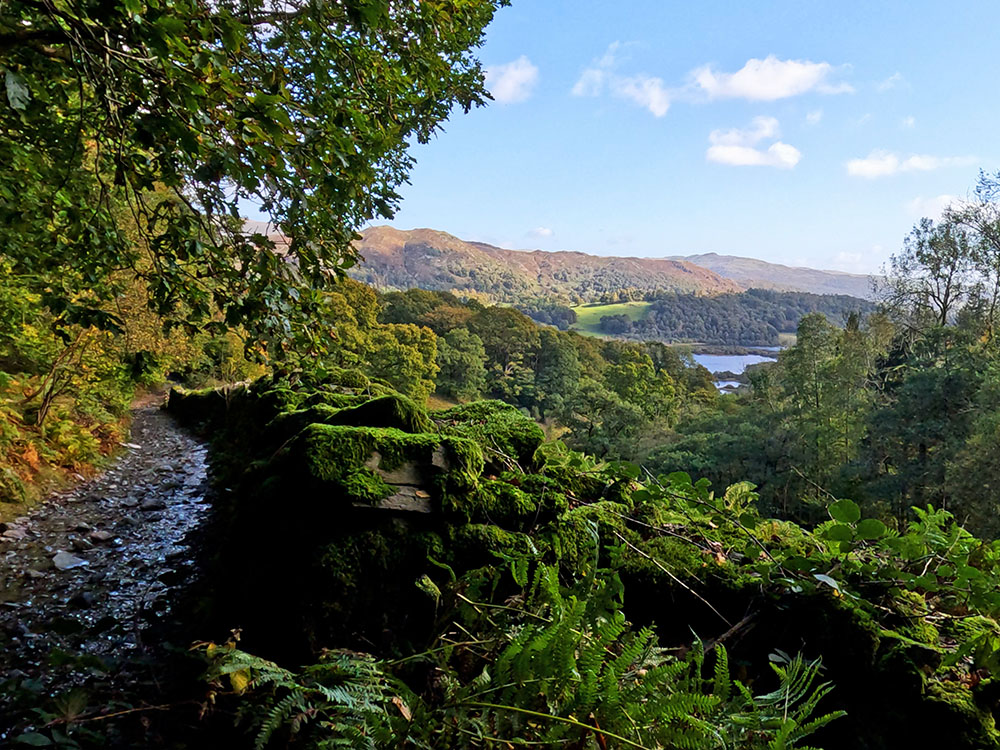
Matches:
[392,696,412,721]
[229,668,251,694]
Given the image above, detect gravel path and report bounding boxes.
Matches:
[0,404,211,743]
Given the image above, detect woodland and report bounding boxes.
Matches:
[7,0,1000,748]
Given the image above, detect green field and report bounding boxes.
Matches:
[571,301,651,336]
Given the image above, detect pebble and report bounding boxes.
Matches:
[140,498,167,511]
[0,405,210,708]
[52,551,89,571]
[69,592,96,609]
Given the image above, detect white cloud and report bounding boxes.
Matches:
[806,109,823,125]
[571,68,605,97]
[901,115,916,129]
[877,72,905,92]
[572,42,671,117]
[706,116,801,169]
[846,150,977,178]
[691,55,853,101]
[616,75,670,117]
[486,56,539,103]
[709,116,780,146]
[528,226,554,238]
[572,41,619,97]
[907,195,961,220]
[708,142,802,169]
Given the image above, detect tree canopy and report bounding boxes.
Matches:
[1,0,504,342]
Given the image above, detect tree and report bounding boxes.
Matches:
[878,218,978,330]
[467,307,540,372]
[558,378,645,458]
[947,171,1000,338]
[1,0,504,343]
[366,324,438,403]
[436,329,487,402]
[533,329,581,418]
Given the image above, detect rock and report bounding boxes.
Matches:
[52,551,89,570]
[75,521,92,532]
[431,446,450,470]
[2,527,26,540]
[361,486,433,513]
[25,569,45,579]
[140,498,167,511]
[70,537,94,551]
[121,515,140,527]
[89,530,114,543]
[69,591,96,609]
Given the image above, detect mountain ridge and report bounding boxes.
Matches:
[252,222,876,302]
[350,226,743,302]
[671,252,874,299]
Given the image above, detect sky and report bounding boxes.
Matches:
[377,0,1000,274]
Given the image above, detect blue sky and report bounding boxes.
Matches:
[379,0,1000,274]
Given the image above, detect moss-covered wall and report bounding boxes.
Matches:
[168,373,1000,749]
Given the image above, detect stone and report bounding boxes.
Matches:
[75,521,92,532]
[431,446,450,470]
[356,485,433,513]
[140,498,167,511]
[89,530,114,543]
[379,462,423,485]
[69,591,96,609]
[52,551,89,570]
[2,527,27,540]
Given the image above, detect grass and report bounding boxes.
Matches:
[426,394,459,411]
[570,301,651,337]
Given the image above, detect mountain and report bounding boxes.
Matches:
[672,252,875,299]
[351,226,741,303]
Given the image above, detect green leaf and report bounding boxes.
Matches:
[855,518,887,540]
[5,70,30,111]
[829,499,861,524]
[813,573,842,593]
[823,524,854,542]
[15,733,53,747]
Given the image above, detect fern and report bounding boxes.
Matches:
[202,565,845,749]
[200,640,407,749]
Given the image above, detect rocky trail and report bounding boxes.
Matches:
[0,400,213,745]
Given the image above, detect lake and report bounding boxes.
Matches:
[692,353,776,374]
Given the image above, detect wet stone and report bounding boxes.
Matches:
[52,551,88,571]
[140,498,167,512]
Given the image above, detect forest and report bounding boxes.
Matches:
[6,0,1000,748]
[598,289,874,346]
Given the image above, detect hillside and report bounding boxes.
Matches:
[674,252,875,299]
[350,226,742,302]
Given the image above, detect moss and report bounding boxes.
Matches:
[299,423,483,503]
[925,680,1000,745]
[300,391,368,410]
[435,400,544,470]
[449,523,539,563]
[331,394,434,434]
[443,479,537,524]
